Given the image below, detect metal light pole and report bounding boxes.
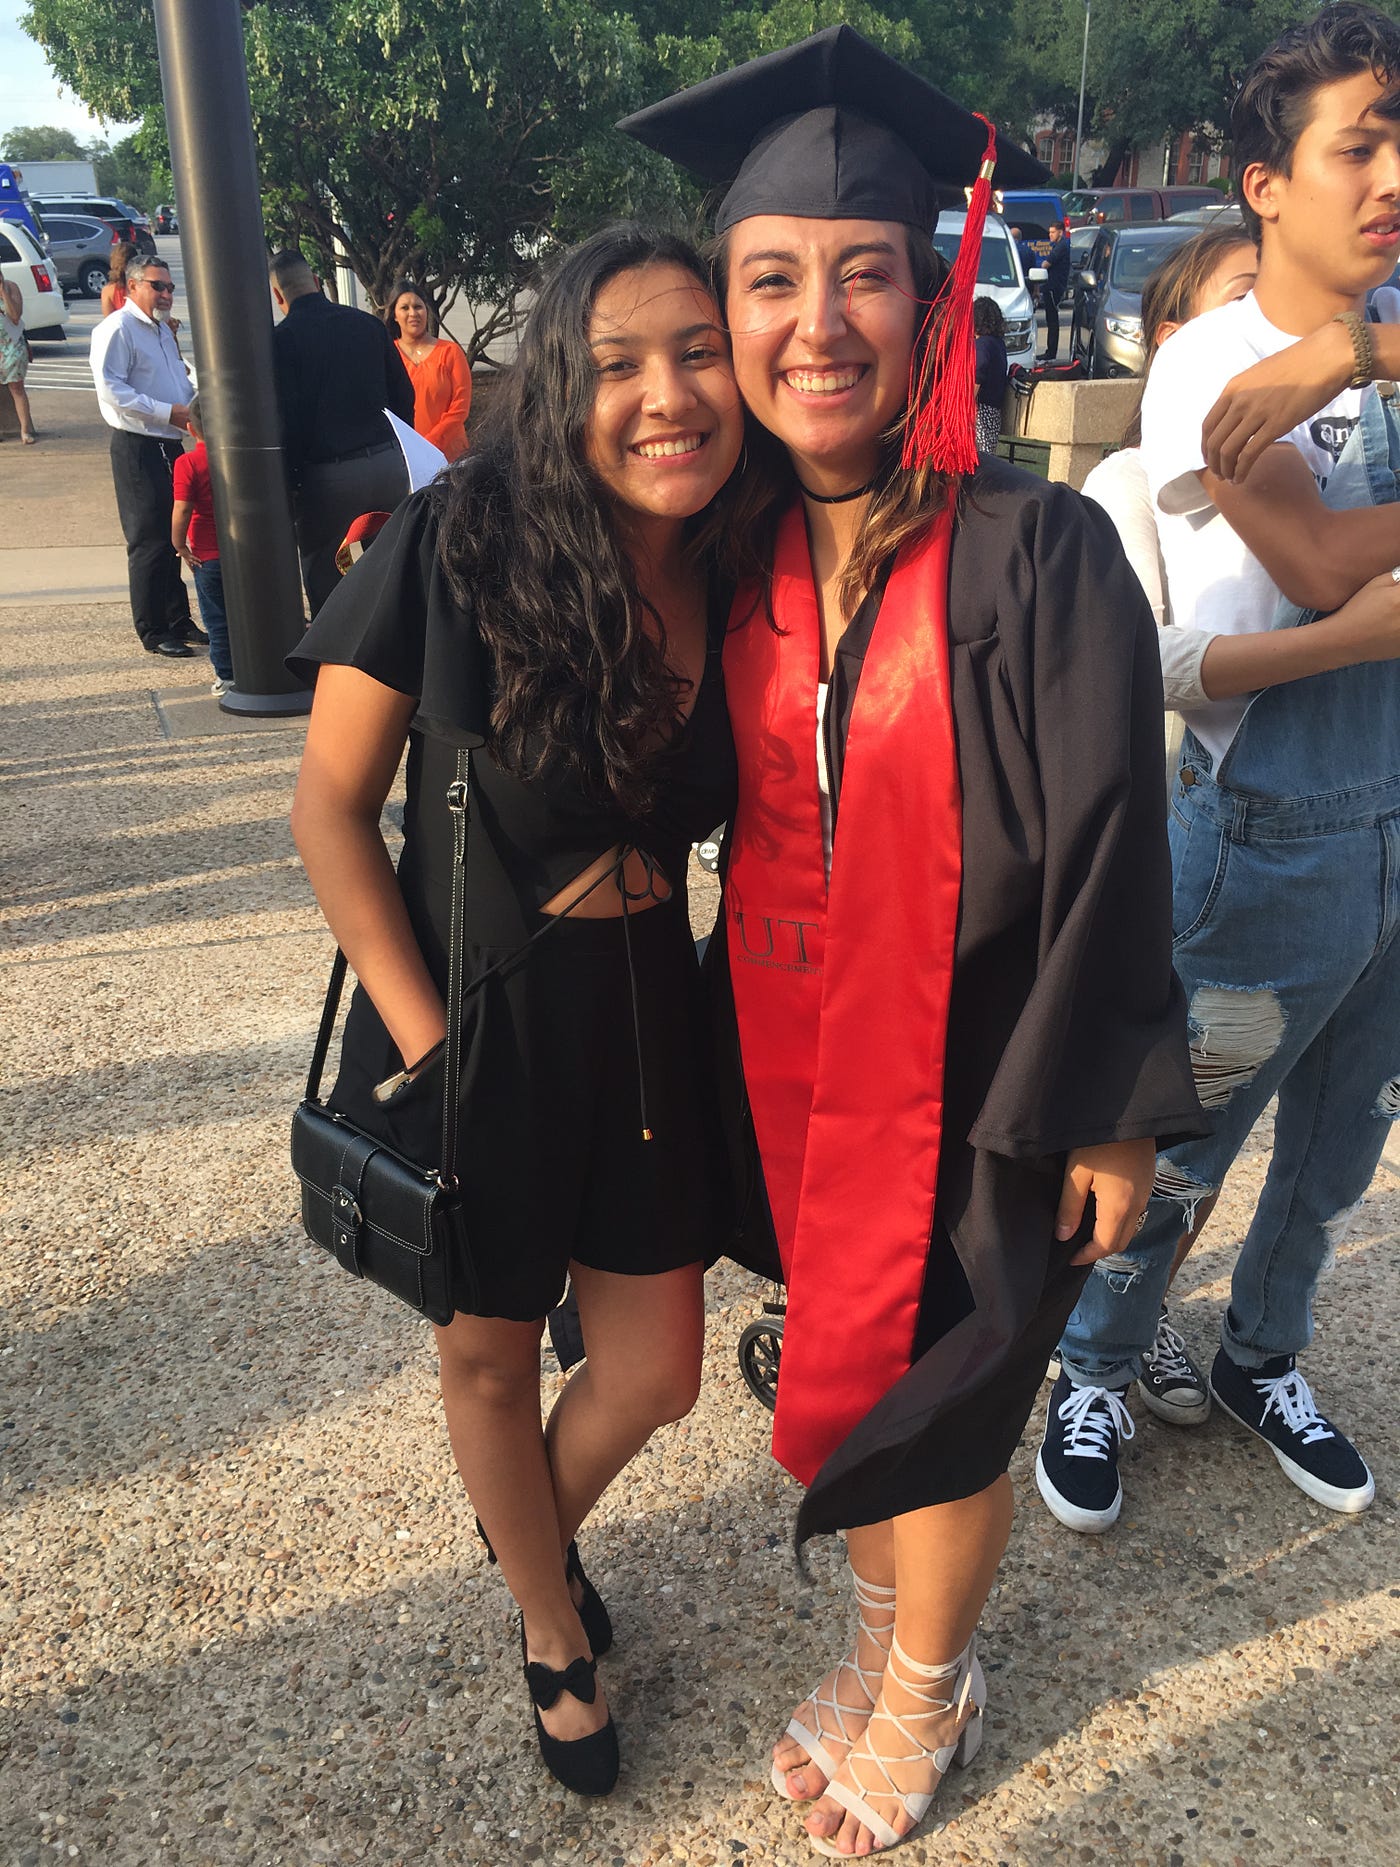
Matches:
[152,0,311,716]
[1072,0,1093,189]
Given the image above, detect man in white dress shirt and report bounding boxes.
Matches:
[90,255,202,658]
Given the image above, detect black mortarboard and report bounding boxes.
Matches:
[616,25,1046,233]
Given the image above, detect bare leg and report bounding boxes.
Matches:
[772,1519,895,1800]
[545,1259,705,1543]
[9,381,35,441]
[432,1309,604,1744]
[807,1475,1014,1853]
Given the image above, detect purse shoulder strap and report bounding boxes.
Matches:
[304,745,637,1175]
[439,748,471,1187]
[303,747,473,1192]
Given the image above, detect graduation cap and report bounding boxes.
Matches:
[618,27,1048,475]
[617,24,1046,234]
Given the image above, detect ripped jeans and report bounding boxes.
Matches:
[1059,753,1400,1387]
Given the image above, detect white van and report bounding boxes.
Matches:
[932,209,1040,372]
[0,216,70,343]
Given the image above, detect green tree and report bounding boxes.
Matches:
[32,0,1336,355]
[89,130,166,207]
[0,123,90,160]
[23,0,678,360]
[1003,0,1379,184]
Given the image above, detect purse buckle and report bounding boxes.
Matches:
[332,1184,362,1232]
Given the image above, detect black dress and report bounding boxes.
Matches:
[710,459,1207,1542]
[290,490,737,1320]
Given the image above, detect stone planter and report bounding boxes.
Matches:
[1000,375,1141,489]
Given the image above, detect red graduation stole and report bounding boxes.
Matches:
[724,500,963,1486]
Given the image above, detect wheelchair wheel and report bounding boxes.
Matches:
[737,1314,784,1411]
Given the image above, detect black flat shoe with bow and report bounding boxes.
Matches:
[519,1619,619,1796]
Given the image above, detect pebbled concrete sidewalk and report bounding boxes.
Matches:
[1,393,1397,1867]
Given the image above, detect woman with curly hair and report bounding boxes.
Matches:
[289,223,742,1798]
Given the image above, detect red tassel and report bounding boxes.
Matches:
[902,114,997,477]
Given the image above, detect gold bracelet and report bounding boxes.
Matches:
[1332,308,1374,388]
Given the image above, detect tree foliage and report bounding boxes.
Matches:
[22,0,1397,357]
[1,123,91,160]
[1002,0,1399,183]
[0,119,165,207]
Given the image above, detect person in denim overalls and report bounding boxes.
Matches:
[1039,3,1400,1533]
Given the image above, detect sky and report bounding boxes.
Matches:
[0,3,139,145]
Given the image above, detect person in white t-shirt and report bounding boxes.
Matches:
[1042,0,1400,1538]
[1082,225,1260,706]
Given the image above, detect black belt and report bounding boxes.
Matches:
[314,439,397,466]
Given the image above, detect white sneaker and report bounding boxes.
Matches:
[211,678,232,696]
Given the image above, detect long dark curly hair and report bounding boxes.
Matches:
[430,224,730,817]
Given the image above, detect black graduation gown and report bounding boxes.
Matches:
[710,457,1208,1546]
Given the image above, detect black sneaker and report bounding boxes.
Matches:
[1035,1372,1136,1532]
[1209,1348,1374,1513]
[1137,1306,1211,1426]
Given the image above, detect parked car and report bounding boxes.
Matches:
[1168,202,1246,226]
[31,195,156,255]
[41,213,118,298]
[933,208,1044,373]
[1071,221,1198,376]
[1063,186,1223,228]
[1066,224,1097,301]
[992,188,1068,265]
[153,203,179,235]
[0,215,70,342]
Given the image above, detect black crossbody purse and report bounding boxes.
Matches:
[290,748,478,1326]
[291,747,644,1324]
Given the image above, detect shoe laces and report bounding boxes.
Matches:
[1254,1367,1334,1446]
[796,1569,897,1753]
[1146,1312,1195,1381]
[829,1636,980,1833]
[1057,1383,1135,1460]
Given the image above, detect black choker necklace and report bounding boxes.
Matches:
[798,476,878,505]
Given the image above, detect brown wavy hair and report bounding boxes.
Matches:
[709,227,956,623]
[1121,225,1257,446]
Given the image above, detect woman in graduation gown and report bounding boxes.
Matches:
[622,28,1206,1858]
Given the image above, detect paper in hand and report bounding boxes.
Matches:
[385,409,449,492]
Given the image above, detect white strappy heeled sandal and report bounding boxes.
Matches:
[808,1633,985,1856]
[771,1571,897,1801]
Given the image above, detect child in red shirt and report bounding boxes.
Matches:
[171,396,232,692]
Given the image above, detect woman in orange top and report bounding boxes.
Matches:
[387,282,471,461]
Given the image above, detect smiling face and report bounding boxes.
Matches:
[1246,68,1400,308]
[583,262,743,532]
[395,292,430,342]
[724,216,918,491]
